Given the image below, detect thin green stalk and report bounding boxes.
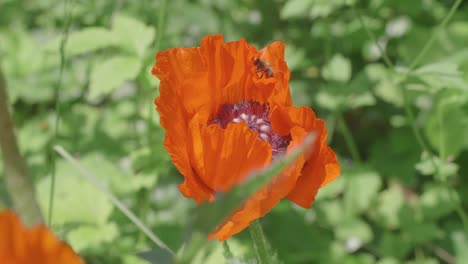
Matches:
[155,0,168,53]
[48,0,73,226]
[146,0,168,147]
[336,113,362,164]
[408,0,463,71]
[455,206,468,235]
[352,5,394,69]
[222,241,234,262]
[249,220,274,264]
[54,145,175,255]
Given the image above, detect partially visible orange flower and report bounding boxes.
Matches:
[0,210,84,264]
[152,34,340,241]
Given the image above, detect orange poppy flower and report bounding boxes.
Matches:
[0,210,84,264]
[152,34,340,241]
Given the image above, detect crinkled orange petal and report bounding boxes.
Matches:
[152,35,292,119]
[0,210,84,264]
[208,125,308,241]
[270,106,340,208]
[200,122,272,192]
[155,93,213,203]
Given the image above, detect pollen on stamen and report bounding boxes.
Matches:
[209,101,291,159]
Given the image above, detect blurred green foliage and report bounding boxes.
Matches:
[1,0,468,263]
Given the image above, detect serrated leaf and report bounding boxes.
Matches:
[379,232,412,259]
[37,160,114,226]
[421,184,460,220]
[89,55,141,99]
[280,0,312,19]
[112,13,155,57]
[343,168,382,216]
[452,231,468,264]
[424,91,468,157]
[67,222,119,252]
[413,62,468,92]
[66,27,117,56]
[373,185,405,228]
[322,54,352,82]
[335,218,373,244]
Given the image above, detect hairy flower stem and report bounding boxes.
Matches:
[0,65,43,226]
[249,220,274,264]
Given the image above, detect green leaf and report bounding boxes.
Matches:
[373,77,403,106]
[406,259,439,264]
[316,176,345,200]
[415,151,459,180]
[37,160,114,226]
[373,184,405,229]
[401,215,442,244]
[343,168,382,216]
[342,254,374,264]
[65,27,117,56]
[379,232,412,259]
[139,248,174,264]
[335,218,374,244]
[452,231,468,264]
[370,128,419,184]
[413,62,468,92]
[315,200,344,227]
[322,54,352,82]
[67,222,119,252]
[377,258,399,264]
[112,13,155,57]
[309,0,355,19]
[88,55,141,100]
[280,0,312,19]
[424,91,468,158]
[78,153,157,195]
[420,184,460,220]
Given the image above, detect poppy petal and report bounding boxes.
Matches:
[270,106,340,208]
[0,210,84,263]
[208,126,308,241]
[188,117,272,193]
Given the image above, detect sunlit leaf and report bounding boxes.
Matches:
[112,13,155,57]
[37,160,114,226]
[322,54,352,82]
[280,0,312,19]
[88,55,141,100]
[67,222,119,252]
[343,168,382,216]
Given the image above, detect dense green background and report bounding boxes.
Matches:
[1,0,468,263]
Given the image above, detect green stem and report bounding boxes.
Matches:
[146,0,169,147]
[222,241,234,261]
[353,5,394,69]
[336,113,362,164]
[408,0,463,71]
[249,220,274,264]
[48,0,73,226]
[455,206,468,235]
[0,65,43,226]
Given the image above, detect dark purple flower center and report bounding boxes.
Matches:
[209,101,291,158]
